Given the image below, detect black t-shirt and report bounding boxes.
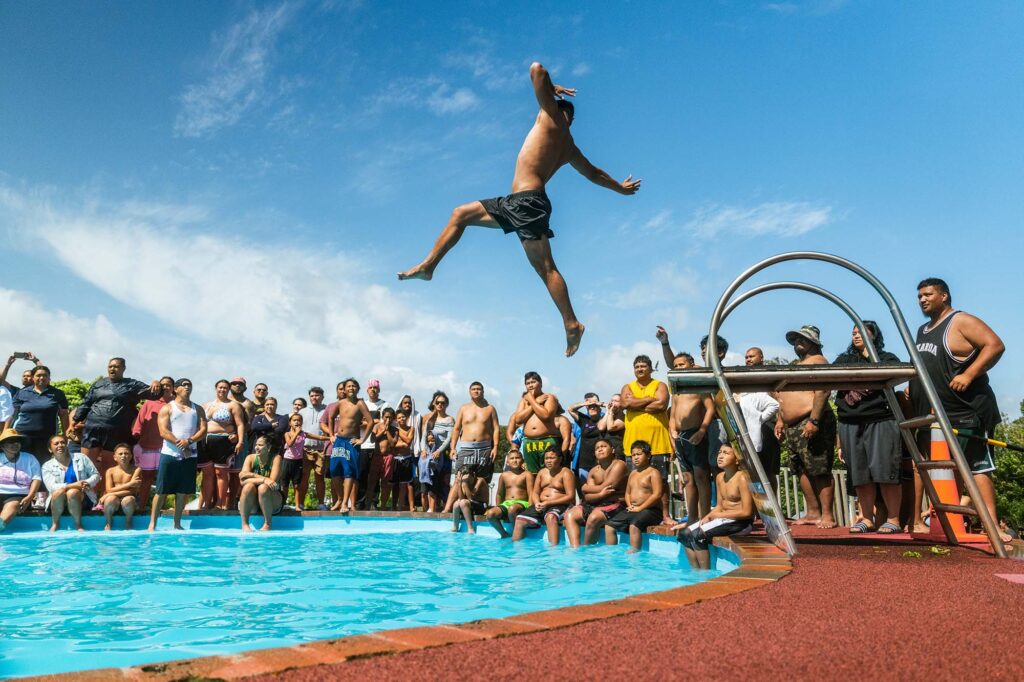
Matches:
[833,348,901,423]
[571,409,603,470]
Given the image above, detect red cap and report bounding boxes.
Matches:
[231,376,247,386]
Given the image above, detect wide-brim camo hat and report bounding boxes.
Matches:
[0,428,25,446]
[785,325,822,347]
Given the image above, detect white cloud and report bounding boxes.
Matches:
[685,201,832,238]
[584,341,666,397]
[441,52,523,91]
[571,62,592,77]
[610,264,700,309]
[174,3,294,137]
[371,76,480,116]
[0,186,485,409]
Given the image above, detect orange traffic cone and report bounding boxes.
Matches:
[912,426,989,543]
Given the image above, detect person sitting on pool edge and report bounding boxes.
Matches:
[99,443,142,530]
[673,444,755,569]
[562,437,627,547]
[41,434,100,531]
[451,464,489,534]
[485,447,533,537]
[512,445,576,545]
[239,433,284,531]
[0,428,43,532]
[606,440,664,552]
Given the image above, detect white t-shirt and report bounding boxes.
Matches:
[0,451,42,495]
[736,392,779,452]
[362,398,389,450]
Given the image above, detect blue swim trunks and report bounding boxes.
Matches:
[330,436,360,479]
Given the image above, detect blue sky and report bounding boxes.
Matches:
[1,1,1021,419]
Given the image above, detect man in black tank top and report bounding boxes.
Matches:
[908,277,1006,538]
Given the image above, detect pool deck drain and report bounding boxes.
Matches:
[24,512,789,681]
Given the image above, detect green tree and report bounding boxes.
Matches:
[53,378,93,410]
[994,400,1024,531]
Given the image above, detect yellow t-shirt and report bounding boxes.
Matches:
[623,379,672,456]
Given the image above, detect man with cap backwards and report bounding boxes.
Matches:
[773,325,837,529]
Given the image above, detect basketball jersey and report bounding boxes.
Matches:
[909,311,999,429]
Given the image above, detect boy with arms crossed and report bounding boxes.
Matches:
[607,440,664,552]
[100,443,142,530]
[562,437,627,547]
[512,446,576,545]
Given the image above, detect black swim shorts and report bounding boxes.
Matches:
[480,189,554,241]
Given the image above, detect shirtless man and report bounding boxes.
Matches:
[327,378,372,512]
[668,352,716,524]
[908,277,1006,540]
[673,444,755,569]
[443,382,500,513]
[485,448,533,538]
[99,443,141,530]
[398,62,641,357]
[773,325,837,529]
[512,447,576,545]
[509,372,561,475]
[563,438,628,547]
[607,441,665,552]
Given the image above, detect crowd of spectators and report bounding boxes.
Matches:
[0,276,1011,553]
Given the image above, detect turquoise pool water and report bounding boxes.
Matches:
[0,517,736,678]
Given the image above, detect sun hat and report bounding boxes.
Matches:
[0,428,25,446]
[785,325,822,347]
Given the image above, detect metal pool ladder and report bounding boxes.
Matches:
[667,251,1007,559]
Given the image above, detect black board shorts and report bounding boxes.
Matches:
[155,455,197,496]
[480,189,554,241]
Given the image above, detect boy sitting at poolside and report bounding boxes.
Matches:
[606,440,664,552]
[451,465,489,534]
[512,446,576,545]
[563,437,627,547]
[485,448,533,538]
[99,443,142,530]
[673,444,755,569]
[238,434,283,531]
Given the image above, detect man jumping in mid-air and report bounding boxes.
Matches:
[398,62,641,357]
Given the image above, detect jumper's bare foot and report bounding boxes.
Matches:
[565,322,585,357]
[397,265,432,281]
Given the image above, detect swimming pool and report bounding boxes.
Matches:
[0,516,737,678]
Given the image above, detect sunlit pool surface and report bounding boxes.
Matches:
[0,517,736,678]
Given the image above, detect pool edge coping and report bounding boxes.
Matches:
[28,521,790,682]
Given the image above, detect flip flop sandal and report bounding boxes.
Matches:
[877,522,901,534]
[849,521,873,534]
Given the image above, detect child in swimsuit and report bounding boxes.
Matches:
[484,448,533,538]
[99,443,142,531]
[450,466,489,534]
[512,446,576,546]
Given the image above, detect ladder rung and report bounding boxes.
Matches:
[900,415,937,430]
[916,460,957,470]
[933,502,979,517]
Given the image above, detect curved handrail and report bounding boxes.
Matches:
[705,252,1005,557]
